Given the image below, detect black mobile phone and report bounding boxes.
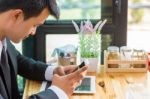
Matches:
[78,61,85,68]
[73,61,85,72]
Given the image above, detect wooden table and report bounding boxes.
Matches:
[23,72,150,99]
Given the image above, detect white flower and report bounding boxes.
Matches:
[98,19,107,32]
[72,20,80,32]
[72,19,107,35]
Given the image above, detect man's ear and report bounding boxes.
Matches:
[10,9,24,22]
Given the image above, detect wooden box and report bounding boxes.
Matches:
[104,50,148,72]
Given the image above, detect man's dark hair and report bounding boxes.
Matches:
[0,0,60,20]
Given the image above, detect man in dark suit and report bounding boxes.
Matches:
[0,0,88,99]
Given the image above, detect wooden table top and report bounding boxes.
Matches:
[23,72,150,99]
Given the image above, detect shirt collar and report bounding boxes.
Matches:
[0,38,7,61]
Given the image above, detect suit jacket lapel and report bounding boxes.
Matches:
[0,65,9,99]
[6,40,17,75]
[0,63,11,98]
[0,39,18,98]
[5,39,20,99]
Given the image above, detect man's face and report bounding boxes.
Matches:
[4,8,49,43]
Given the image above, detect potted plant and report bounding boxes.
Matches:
[72,19,107,72]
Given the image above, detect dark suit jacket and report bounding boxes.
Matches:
[0,40,59,99]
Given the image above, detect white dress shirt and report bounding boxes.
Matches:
[45,66,69,99]
[0,39,68,99]
[0,39,7,61]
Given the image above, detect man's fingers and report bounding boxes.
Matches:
[67,66,88,80]
[57,66,66,76]
[75,66,88,74]
[55,66,65,76]
[64,65,77,74]
[64,65,76,71]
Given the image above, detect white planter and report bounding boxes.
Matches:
[81,58,99,72]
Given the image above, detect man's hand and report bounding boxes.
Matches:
[53,65,78,76]
[52,66,88,96]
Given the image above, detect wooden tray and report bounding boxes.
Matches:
[104,50,148,72]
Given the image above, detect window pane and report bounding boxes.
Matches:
[127,0,150,52]
[47,0,101,20]
[46,34,78,62]
[101,0,113,24]
[101,34,112,64]
[101,34,112,51]
[46,0,113,24]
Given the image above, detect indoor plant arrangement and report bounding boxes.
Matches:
[72,19,107,71]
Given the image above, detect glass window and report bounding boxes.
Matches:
[127,0,150,52]
[46,34,78,62]
[46,0,113,25]
[47,0,101,20]
[101,0,113,24]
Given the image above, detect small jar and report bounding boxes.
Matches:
[107,46,120,60]
[132,49,146,60]
[107,46,119,68]
[120,46,132,60]
[131,49,146,68]
[120,46,132,68]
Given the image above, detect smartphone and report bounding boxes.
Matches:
[73,61,85,72]
[78,61,85,68]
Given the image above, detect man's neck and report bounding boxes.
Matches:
[0,31,5,41]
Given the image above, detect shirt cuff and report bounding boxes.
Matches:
[45,66,57,81]
[49,85,69,99]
